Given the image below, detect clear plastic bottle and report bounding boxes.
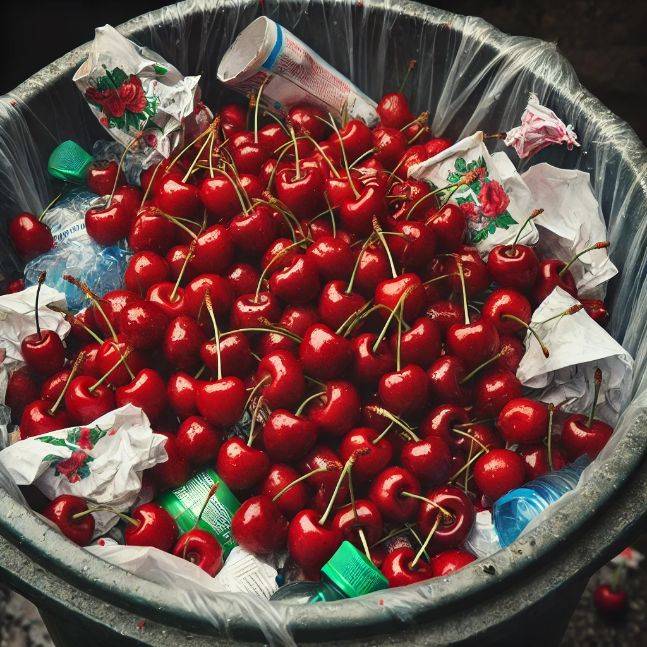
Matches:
[493,456,589,547]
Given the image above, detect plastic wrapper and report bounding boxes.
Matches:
[0,405,167,535]
[0,1,646,643]
[73,25,201,164]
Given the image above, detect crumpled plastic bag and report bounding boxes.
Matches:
[0,284,70,366]
[522,163,617,297]
[516,287,633,423]
[86,542,278,598]
[409,131,538,255]
[73,24,201,164]
[0,404,167,535]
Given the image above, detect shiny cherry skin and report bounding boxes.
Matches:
[299,324,353,381]
[227,263,260,298]
[332,499,383,547]
[581,298,609,326]
[351,333,395,389]
[401,436,452,486]
[86,160,121,196]
[118,300,169,350]
[426,300,463,333]
[269,255,321,305]
[153,175,200,219]
[305,380,361,438]
[196,376,246,427]
[287,509,343,575]
[261,464,310,518]
[229,205,277,257]
[497,398,549,445]
[115,369,167,423]
[183,274,233,322]
[532,259,578,305]
[202,332,254,378]
[377,92,414,129]
[199,172,262,220]
[374,273,426,322]
[427,356,472,405]
[446,319,500,368]
[146,281,187,318]
[593,583,628,617]
[21,330,65,377]
[473,449,526,500]
[389,317,441,369]
[561,414,613,460]
[425,204,467,253]
[389,221,436,269]
[339,427,393,482]
[378,364,429,417]
[447,246,491,296]
[231,494,289,555]
[481,288,532,335]
[369,466,420,522]
[193,225,234,275]
[306,236,354,281]
[381,546,433,587]
[298,445,348,514]
[64,375,115,424]
[85,201,130,245]
[42,495,94,546]
[6,367,40,421]
[496,335,525,373]
[354,243,390,297]
[372,126,407,169]
[255,350,305,410]
[163,315,206,371]
[287,104,329,140]
[230,292,281,329]
[9,212,54,259]
[487,244,539,291]
[216,437,270,491]
[173,528,224,576]
[473,369,523,417]
[519,444,568,479]
[151,432,190,489]
[417,485,475,549]
[175,416,222,465]
[19,400,72,439]
[429,549,476,577]
[262,409,318,463]
[420,404,469,443]
[317,280,367,330]
[124,252,171,296]
[124,503,178,552]
[167,372,200,419]
[275,165,325,219]
[128,207,176,254]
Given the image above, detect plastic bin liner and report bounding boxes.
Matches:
[0,1,645,644]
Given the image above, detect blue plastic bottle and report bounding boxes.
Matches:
[493,456,589,547]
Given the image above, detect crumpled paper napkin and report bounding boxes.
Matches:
[516,287,633,423]
[522,163,617,297]
[0,404,167,534]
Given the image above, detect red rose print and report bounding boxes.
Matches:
[77,427,93,450]
[458,201,481,222]
[478,180,510,217]
[118,75,147,114]
[56,450,89,483]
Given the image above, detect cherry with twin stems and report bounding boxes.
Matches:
[20,272,65,377]
[195,290,246,427]
[303,380,361,437]
[42,495,96,546]
[532,241,610,305]
[561,367,613,460]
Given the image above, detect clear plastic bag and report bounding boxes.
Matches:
[0,1,645,644]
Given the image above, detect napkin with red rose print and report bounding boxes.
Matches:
[73,25,200,163]
[409,131,538,255]
[0,404,167,535]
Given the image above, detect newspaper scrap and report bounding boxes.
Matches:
[409,132,538,255]
[218,17,378,125]
[522,163,617,297]
[516,287,633,423]
[0,405,167,534]
[74,25,200,163]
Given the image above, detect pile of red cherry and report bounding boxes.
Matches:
[4,83,615,587]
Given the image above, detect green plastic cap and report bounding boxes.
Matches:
[321,541,389,598]
[47,140,93,183]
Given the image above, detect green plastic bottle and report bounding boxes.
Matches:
[308,541,389,603]
[157,468,240,557]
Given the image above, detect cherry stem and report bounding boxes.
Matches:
[588,367,603,428]
[326,114,359,199]
[346,234,375,295]
[423,272,454,286]
[346,470,370,560]
[295,390,326,416]
[167,122,215,171]
[287,126,301,181]
[336,301,373,337]
[324,194,337,238]
[139,159,164,208]
[398,59,417,93]
[223,326,301,343]
[369,525,410,549]
[547,403,555,472]
[159,211,200,240]
[72,506,139,526]
[372,287,413,353]
[193,483,219,530]
[182,131,214,184]
[271,467,329,503]
[108,135,140,205]
[48,352,85,415]
[170,240,197,302]
[253,78,268,144]
[501,314,550,358]
[510,208,543,254]
[34,271,46,339]
[410,515,440,569]
[449,449,486,483]
[63,275,117,342]
[217,165,251,214]
[244,375,270,412]
[38,192,64,223]
[367,406,419,441]
[254,239,304,302]
[89,347,132,392]
[372,422,394,445]
[203,290,222,380]
[400,111,428,133]
[300,134,340,178]
[348,147,377,169]
[454,258,470,325]
[451,428,490,454]
[559,242,610,277]
[537,304,583,325]
[247,396,265,447]
[372,217,397,278]
[67,314,103,344]
[401,491,452,518]
[459,350,507,384]
[318,454,356,526]
[396,296,404,371]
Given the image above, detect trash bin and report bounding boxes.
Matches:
[0,1,645,645]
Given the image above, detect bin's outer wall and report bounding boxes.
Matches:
[0,0,646,645]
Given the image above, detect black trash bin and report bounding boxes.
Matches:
[0,1,645,645]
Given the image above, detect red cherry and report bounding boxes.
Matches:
[19,400,72,439]
[269,255,321,305]
[354,243,390,297]
[287,105,329,140]
[372,126,407,169]
[153,176,200,218]
[230,292,281,329]
[531,258,578,305]
[231,494,288,555]
[473,449,526,499]
[115,369,166,423]
[85,201,130,245]
[183,274,233,322]
[306,236,354,281]
[175,416,222,465]
[424,137,452,158]
[21,330,65,377]
[481,289,532,335]
[9,213,54,259]
[193,225,234,275]
[261,464,310,518]
[427,356,472,405]
[216,437,270,491]
[420,404,469,443]
[229,205,277,257]
[473,369,523,417]
[128,207,176,254]
[258,123,290,151]
[496,335,525,373]
[388,179,432,223]
[452,423,503,454]
[377,92,414,129]
[561,414,613,460]
[202,332,254,378]
[317,279,366,331]
[87,160,122,195]
[389,316,441,369]
[330,119,373,161]
[378,364,429,416]
[339,184,387,237]
[199,172,262,220]
[166,245,198,282]
[255,350,305,410]
[230,131,270,175]
[287,509,343,574]
[6,367,40,421]
[332,499,383,547]
[497,398,549,444]
[227,263,261,297]
[42,495,94,546]
[580,298,609,326]
[92,289,138,337]
[369,466,420,522]
[426,299,463,333]
[446,319,500,368]
[401,436,451,486]
[381,546,432,587]
[220,103,246,137]
[389,221,436,269]
[425,204,466,253]
[351,332,395,389]
[447,246,491,296]
[196,376,246,426]
[151,432,190,489]
[163,315,206,371]
[339,427,393,482]
[146,281,187,318]
[118,300,169,350]
[429,549,476,577]
[593,583,628,617]
[299,324,353,381]
[275,165,325,219]
[124,252,170,296]
[262,409,318,463]
[416,486,475,549]
[305,380,361,437]
[167,372,200,419]
[124,503,178,551]
[487,244,539,291]
[173,529,224,576]
[519,444,567,479]
[374,273,426,322]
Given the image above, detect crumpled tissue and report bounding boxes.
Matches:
[0,405,167,534]
[522,163,617,297]
[516,287,633,423]
[409,131,538,255]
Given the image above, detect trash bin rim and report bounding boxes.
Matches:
[1,0,646,640]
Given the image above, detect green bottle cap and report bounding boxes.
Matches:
[47,140,93,183]
[156,468,240,557]
[321,541,389,599]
